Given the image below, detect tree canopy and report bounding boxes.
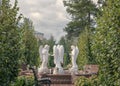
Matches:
[75,0,120,85]
[21,18,39,67]
[91,0,120,85]
[0,0,23,85]
[63,0,99,39]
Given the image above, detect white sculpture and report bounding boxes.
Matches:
[53,45,59,67]
[59,45,64,64]
[69,45,79,74]
[38,44,50,74]
[53,45,64,74]
[39,45,43,62]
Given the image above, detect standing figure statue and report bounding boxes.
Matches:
[69,45,79,74]
[53,45,59,67]
[38,44,50,74]
[39,45,43,62]
[53,45,64,74]
[59,45,64,65]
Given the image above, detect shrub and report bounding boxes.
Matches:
[0,0,23,85]
[11,76,34,86]
[75,76,98,86]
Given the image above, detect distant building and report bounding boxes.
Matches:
[34,31,44,40]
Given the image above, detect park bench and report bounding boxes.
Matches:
[29,67,51,86]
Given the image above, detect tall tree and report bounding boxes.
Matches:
[63,0,100,63]
[63,0,99,39]
[0,0,23,85]
[21,18,39,67]
[77,29,88,68]
[47,35,56,67]
[58,36,71,67]
[47,35,56,53]
[92,0,120,85]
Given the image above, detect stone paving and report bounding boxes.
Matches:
[51,84,74,86]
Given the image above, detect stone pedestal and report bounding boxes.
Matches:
[69,66,78,75]
[38,67,50,74]
[53,67,64,74]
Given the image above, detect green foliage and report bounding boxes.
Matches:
[47,35,55,67]
[91,0,120,85]
[63,53,70,67]
[48,56,55,68]
[58,36,71,67]
[76,0,120,85]
[47,35,55,53]
[11,76,34,86]
[0,0,23,85]
[21,18,39,67]
[63,0,99,39]
[75,76,98,86]
[77,29,88,69]
[64,0,99,68]
[77,27,96,69]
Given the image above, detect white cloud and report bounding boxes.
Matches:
[24,0,38,5]
[10,0,98,41]
[11,0,69,41]
[30,12,42,20]
[56,0,64,7]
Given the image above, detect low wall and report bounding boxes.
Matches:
[41,74,72,84]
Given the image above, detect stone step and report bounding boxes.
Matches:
[40,74,72,84]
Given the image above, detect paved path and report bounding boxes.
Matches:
[51,84,74,86]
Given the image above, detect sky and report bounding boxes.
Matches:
[10,0,98,41]
[11,0,69,41]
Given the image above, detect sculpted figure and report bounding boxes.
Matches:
[53,45,61,68]
[53,45,64,74]
[38,44,50,74]
[41,45,49,67]
[53,45,59,66]
[59,45,64,64]
[39,45,43,62]
[69,45,79,74]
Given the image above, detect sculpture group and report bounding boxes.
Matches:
[38,44,79,74]
[38,45,50,73]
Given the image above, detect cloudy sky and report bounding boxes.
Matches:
[10,0,97,41]
[11,0,69,41]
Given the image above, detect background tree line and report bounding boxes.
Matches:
[63,0,100,67]
[0,0,119,85]
[0,0,39,85]
[64,0,120,85]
